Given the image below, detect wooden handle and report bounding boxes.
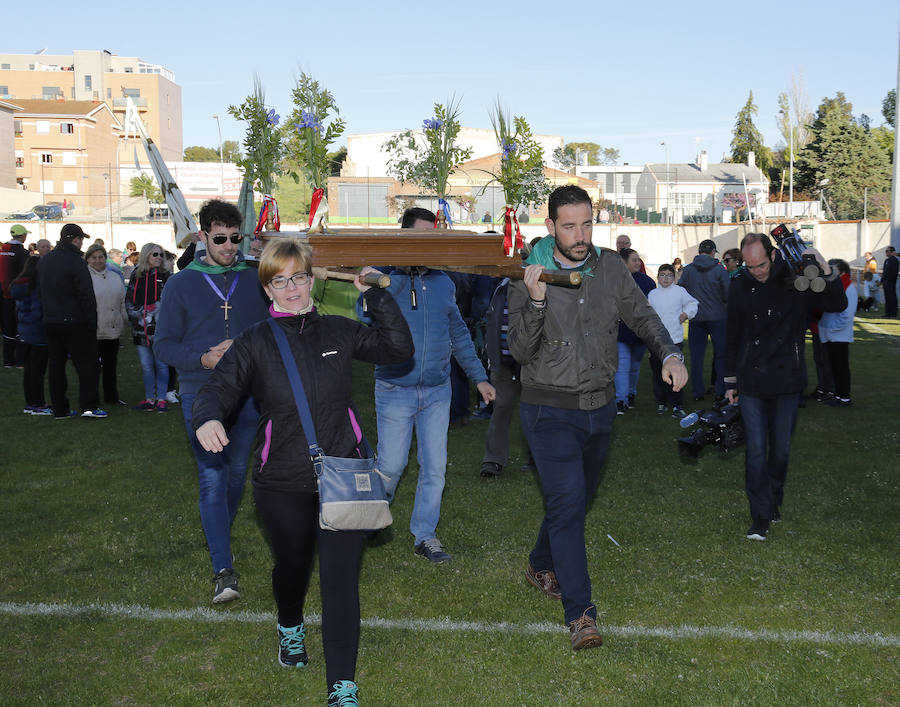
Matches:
[311,267,390,289]
[442,265,581,287]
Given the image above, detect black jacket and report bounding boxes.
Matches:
[191,288,414,493]
[883,255,898,284]
[725,260,847,398]
[37,240,97,326]
[126,268,168,346]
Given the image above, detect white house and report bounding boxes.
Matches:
[575,164,644,209]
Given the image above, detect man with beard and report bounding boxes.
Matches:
[155,199,268,603]
[509,185,687,650]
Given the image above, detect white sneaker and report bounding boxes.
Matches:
[165,391,179,404]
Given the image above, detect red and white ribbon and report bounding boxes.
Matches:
[307,188,328,231]
[254,194,280,235]
[503,206,522,257]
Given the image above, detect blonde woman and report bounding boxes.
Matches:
[125,243,169,411]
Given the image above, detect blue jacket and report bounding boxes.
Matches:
[358,267,486,387]
[153,251,269,396]
[819,282,857,343]
[11,277,46,346]
[678,253,730,321]
[618,271,656,345]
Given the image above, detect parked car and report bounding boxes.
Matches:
[5,210,38,220]
[32,204,64,220]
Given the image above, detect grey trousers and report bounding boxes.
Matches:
[481,364,524,467]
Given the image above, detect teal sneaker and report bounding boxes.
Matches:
[277,623,308,667]
[328,680,359,706]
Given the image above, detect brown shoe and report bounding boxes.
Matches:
[525,563,562,600]
[569,610,603,650]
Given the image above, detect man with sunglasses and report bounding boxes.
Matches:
[155,199,268,604]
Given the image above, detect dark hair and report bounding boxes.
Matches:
[740,232,775,257]
[84,244,107,262]
[658,263,676,276]
[548,185,592,222]
[199,199,242,232]
[619,247,636,261]
[400,207,435,229]
[17,255,40,291]
[723,248,741,264]
[828,258,850,275]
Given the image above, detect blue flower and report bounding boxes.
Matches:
[423,117,443,131]
[501,139,517,160]
[295,111,322,133]
[266,108,280,126]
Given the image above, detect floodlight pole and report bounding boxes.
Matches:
[891,20,900,249]
[213,114,224,198]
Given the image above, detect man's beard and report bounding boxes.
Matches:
[207,248,236,267]
[558,241,589,263]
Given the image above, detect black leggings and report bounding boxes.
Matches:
[825,341,851,399]
[253,487,365,688]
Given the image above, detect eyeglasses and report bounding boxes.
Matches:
[209,233,244,245]
[723,257,736,263]
[268,272,311,289]
[149,252,162,257]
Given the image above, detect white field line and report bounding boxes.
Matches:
[2,601,898,648]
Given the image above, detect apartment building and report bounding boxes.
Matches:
[13,100,122,212]
[0,50,182,161]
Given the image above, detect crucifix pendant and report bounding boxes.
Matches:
[221,300,231,321]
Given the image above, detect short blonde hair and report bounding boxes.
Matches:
[258,238,313,285]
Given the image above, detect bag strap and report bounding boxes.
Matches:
[267,318,321,459]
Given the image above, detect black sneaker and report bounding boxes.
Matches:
[656,403,667,415]
[771,508,782,523]
[627,393,636,408]
[480,461,502,477]
[746,520,769,541]
[414,538,452,563]
[328,680,359,707]
[212,568,240,603]
[277,623,308,668]
[826,395,853,408]
[616,401,627,415]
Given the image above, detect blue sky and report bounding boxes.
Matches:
[7,0,899,166]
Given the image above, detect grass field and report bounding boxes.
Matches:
[1,313,898,705]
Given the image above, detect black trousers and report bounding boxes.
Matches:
[1,296,23,367]
[649,342,684,407]
[825,341,851,399]
[253,487,365,689]
[44,322,100,415]
[97,338,120,403]
[22,342,48,407]
[884,278,898,318]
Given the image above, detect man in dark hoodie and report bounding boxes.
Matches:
[678,239,730,401]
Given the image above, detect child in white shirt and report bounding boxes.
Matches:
[648,263,699,418]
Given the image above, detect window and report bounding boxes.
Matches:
[15,157,24,168]
[0,85,8,97]
[1,64,9,70]
[41,86,62,100]
[41,152,53,164]
[60,122,74,134]
[62,151,77,166]
[167,118,172,129]
[40,180,54,193]
[166,93,170,105]
[605,174,614,192]
[124,66,133,73]
[107,87,112,99]
[123,88,140,97]
[63,180,78,194]
[36,121,50,134]
[621,174,632,192]
[14,120,22,136]
[84,74,92,91]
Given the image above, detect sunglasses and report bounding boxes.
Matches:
[149,252,162,257]
[209,233,244,245]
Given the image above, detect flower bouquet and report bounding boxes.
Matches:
[286,73,345,233]
[383,96,472,228]
[485,100,551,255]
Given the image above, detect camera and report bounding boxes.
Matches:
[769,223,825,292]
[676,402,744,459]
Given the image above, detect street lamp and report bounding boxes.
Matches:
[780,107,794,217]
[660,141,670,223]
[213,114,224,198]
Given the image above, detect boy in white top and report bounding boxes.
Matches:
[648,263,699,417]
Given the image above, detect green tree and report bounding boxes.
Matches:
[729,91,772,171]
[183,145,220,162]
[553,142,619,170]
[794,92,892,219]
[327,146,347,176]
[129,174,162,202]
[221,140,241,163]
[882,88,895,125]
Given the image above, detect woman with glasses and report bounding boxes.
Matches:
[86,244,128,407]
[126,243,170,412]
[191,238,412,707]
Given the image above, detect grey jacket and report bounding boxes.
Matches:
[678,254,730,321]
[508,246,678,410]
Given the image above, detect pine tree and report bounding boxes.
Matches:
[730,91,772,171]
[794,92,892,219]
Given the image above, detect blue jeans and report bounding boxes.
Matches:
[688,319,726,398]
[740,393,799,522]
[520,401,616,624]
[181,392,258,574]
[375,379,451,545]
[136,343,169,401]
[614,341,646,403]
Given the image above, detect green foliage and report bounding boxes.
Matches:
[128,174,162,202]
[729,91,773,172]
[794,92,892,219]
[182,145,219,162]
[227,75,286,195]
[328,146,347,177]
[285,73,345,192]
[553,142,619,171]
[485,100,551,209]
[222,140,242,163]
[383,96,472,199]
[882,88,895,126]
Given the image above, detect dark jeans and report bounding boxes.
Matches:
[825,341,850,398]
[649,342,684,407]
[449,358,470,421]
[44,322,100,415]
[482,364,524,467]
[2,296,23,367]
[22,342,48,407]
[811,333,834,394]
[254,487,365,690]
[740,393,799,522]
[688,319,726,398]
[520,400,616,624]
[97,338,120,403]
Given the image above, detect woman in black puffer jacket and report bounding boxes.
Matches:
[192,238,412,706]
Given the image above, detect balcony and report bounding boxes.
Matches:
[113,97,148,108]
